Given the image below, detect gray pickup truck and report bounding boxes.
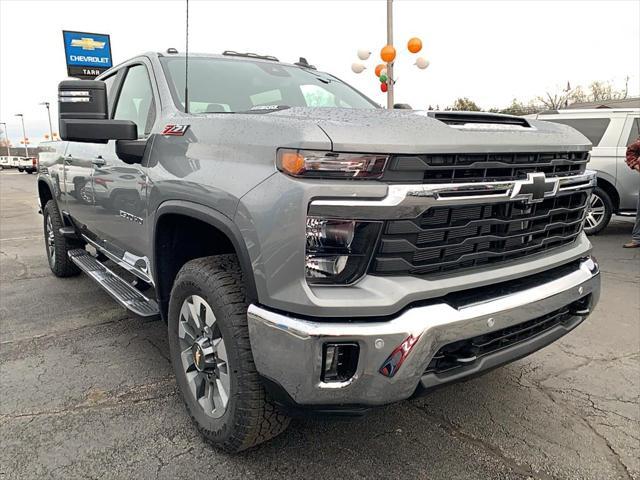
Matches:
[38,50,601,452]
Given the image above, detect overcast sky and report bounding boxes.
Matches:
[1,0,638,146]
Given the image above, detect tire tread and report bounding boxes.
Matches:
[171,255,290,452]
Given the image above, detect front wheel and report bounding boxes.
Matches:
[43,200,81,277]
[168,255,290,452]
[584,187,613,235]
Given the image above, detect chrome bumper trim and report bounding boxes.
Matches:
[308,171,596,220]
[248,257,600,406]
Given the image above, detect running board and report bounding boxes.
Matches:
[68,249,159,318]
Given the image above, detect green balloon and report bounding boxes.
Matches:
[379,74,388,83]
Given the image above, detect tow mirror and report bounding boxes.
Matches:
[58,80,137,143]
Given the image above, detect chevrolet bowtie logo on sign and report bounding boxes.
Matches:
[70,37,106,51]
[63,30,112,80]
[511,172,558,204]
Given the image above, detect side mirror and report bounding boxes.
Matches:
[58,80,138,143]
[116,139,148,164]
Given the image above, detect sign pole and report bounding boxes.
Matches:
[386,0,394,109]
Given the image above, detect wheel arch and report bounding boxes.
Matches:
[37,177,55,212]
[596,177,620,212]
[152,200,258,321]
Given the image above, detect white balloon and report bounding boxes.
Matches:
[351,62,366,74]
[415,57,430,69]
[357,49,371,60]
[380,68,387,77]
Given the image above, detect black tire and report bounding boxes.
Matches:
[26,170,34,174]
[17,168,23,172]
[168,255,290,452]
[43,200,81,277]
[584,187,613,235]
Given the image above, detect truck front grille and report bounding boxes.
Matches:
[381,151,588,184]
[370,190,588,276]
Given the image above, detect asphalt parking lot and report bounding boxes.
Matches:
[0,170,638,480]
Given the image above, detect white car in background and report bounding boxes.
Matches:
[0,156,22,169]
[532,108,640,234]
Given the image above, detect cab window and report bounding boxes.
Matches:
[113,64,156,137]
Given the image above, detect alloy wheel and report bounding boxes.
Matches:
[585,193,606,231]
[45,214,56,267]
[177,295,230,419]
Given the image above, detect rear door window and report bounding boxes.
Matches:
[626,118,639,146]
[545,118,611,146]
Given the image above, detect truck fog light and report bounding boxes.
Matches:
[322,343,359,382]
[306,255,349,277]
[305,217,382,285]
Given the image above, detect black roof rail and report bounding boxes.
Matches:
[294,57,317,70]
[222,50,279,62]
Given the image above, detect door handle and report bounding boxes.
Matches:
[92,156,106,167]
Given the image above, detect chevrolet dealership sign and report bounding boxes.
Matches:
[63,30,113,79]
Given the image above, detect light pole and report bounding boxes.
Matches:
[0,122,10,158]
[39,102,54,140]
[386,0,394,109]
[14,114,29,158]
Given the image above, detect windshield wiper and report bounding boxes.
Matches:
[243,105,291,113]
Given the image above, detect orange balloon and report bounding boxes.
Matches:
[407,37,422,54]
[380,45,396,63]
[374,63,386,77]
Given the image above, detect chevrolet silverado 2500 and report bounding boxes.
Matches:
[37,50,600,452]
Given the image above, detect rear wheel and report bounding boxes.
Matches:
[584,187,613,235]
[168,255,290,452]
[43,200,81,277]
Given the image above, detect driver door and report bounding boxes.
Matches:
[91,60,158,281]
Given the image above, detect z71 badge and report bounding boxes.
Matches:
[162,124,189,136]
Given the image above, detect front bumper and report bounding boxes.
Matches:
[248,257,600,407]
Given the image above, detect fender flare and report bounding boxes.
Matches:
[152,200,259,304]
[37,176,58,213]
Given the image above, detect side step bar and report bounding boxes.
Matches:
[68,249,159,318]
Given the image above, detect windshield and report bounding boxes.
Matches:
[160,56,378,113]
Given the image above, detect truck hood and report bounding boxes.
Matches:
[267,107,591,154]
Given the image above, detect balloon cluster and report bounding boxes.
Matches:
[351,37,430,93]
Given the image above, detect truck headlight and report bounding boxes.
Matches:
[305,217,381,284]
[278,149,388,179]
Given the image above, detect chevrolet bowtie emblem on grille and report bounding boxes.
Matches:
[71,37,106,50]
[511,172,558,204]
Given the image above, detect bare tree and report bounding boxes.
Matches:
[446,97,481,111]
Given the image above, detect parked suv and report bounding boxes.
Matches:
[38,51,600,452]
[532,108,640,234]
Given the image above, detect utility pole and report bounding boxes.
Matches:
[39,102,54,139]
[0,122,10,158]
[386,0,394,109]
[14,114,29,158]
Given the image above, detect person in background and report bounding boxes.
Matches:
[623,136,640,248]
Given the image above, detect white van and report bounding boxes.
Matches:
[532,108,639,234]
